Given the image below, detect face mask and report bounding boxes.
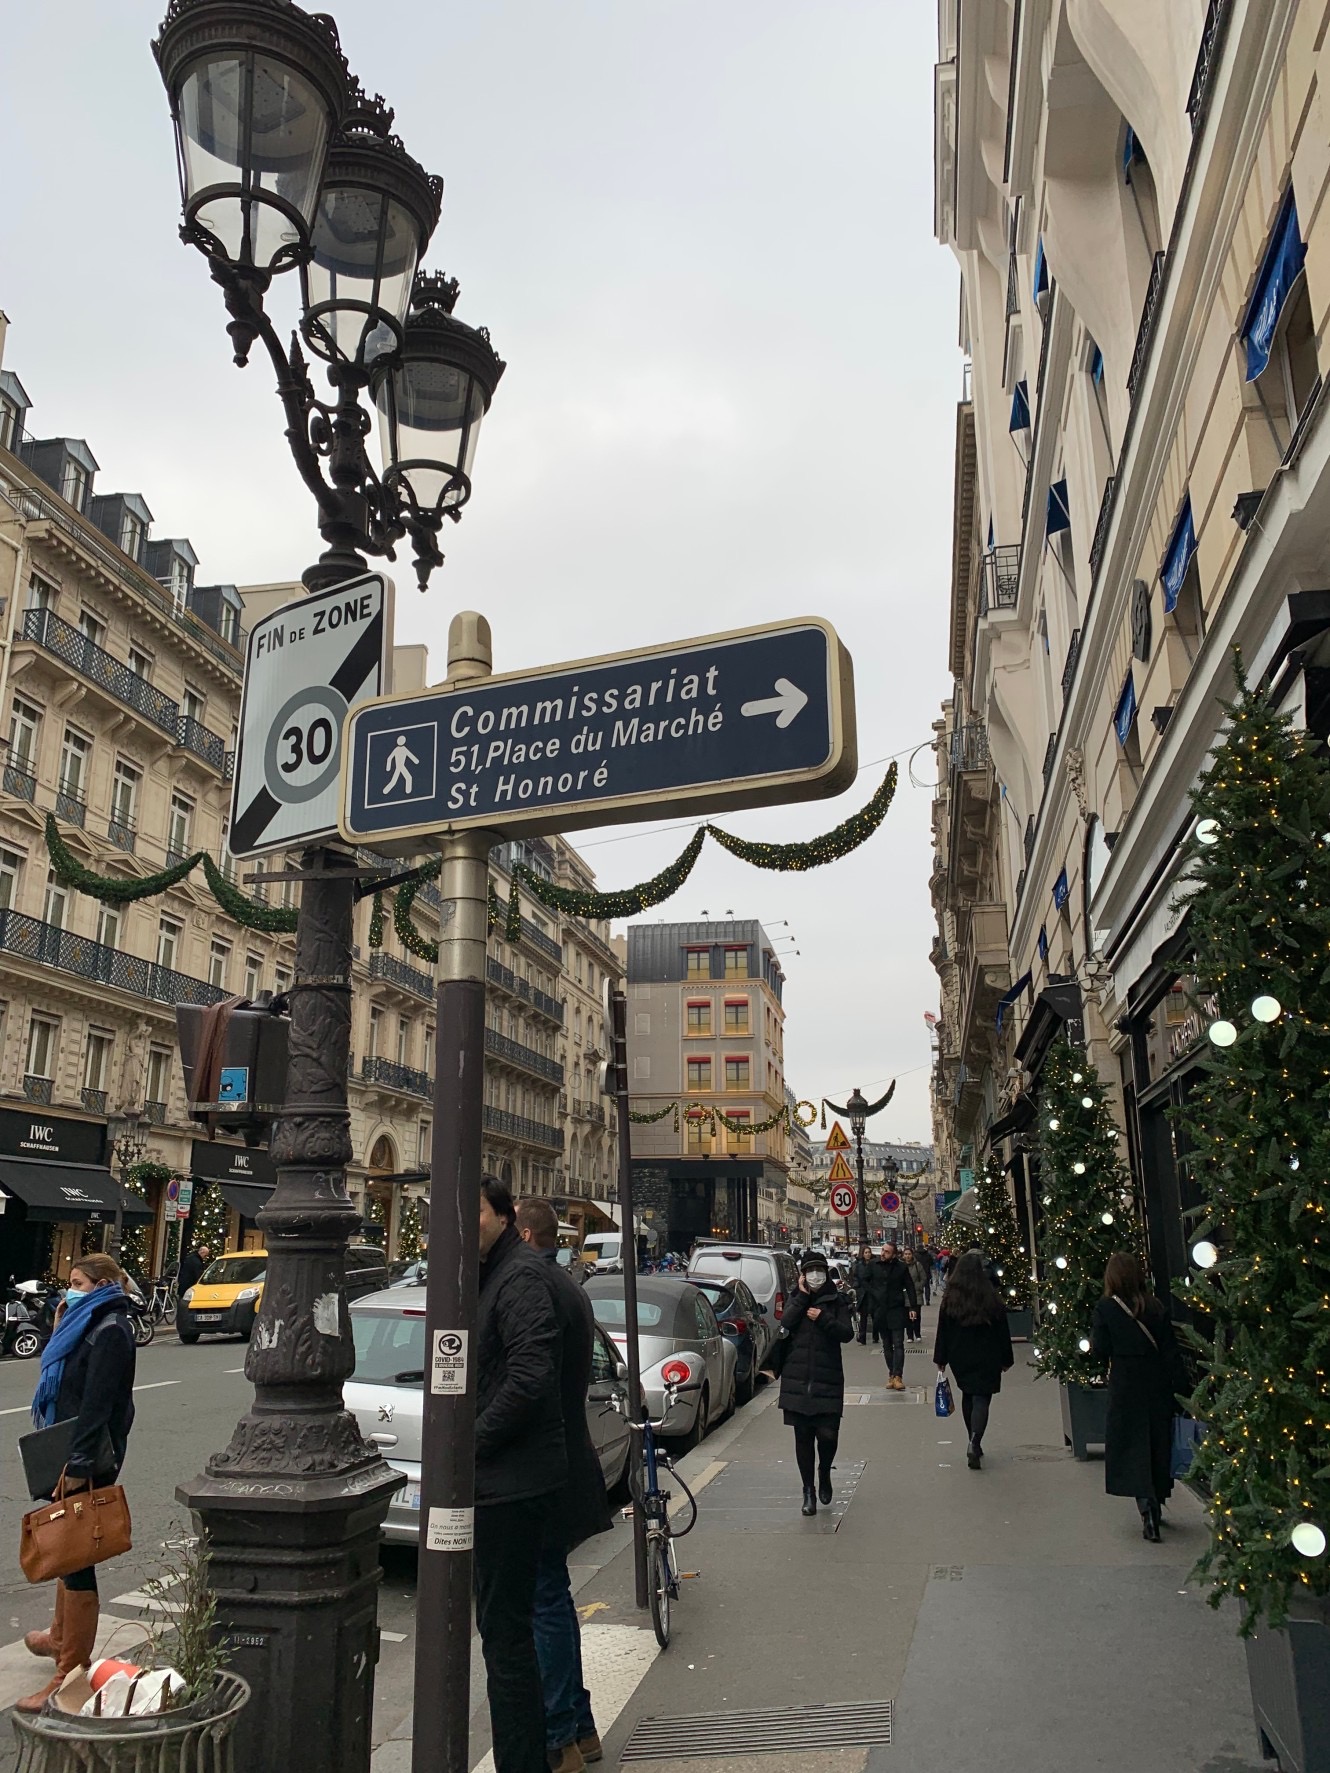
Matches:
[805,1269,828,1291]
[64,1287,86,1307]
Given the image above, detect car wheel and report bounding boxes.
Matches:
[674,1387,708,1453]
[736,1367,755,1406]
[238,1321,253,1342]
[718,1372,737,1425]
[178,1332,200,1345]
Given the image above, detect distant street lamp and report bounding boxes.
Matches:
[107,1110,147,1261]
[824,1083,895,1248]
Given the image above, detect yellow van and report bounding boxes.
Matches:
[177,1250,268,1343]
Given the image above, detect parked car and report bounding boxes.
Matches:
[389,1259,429,1289]
[178,1244,390,1343]
[344,1288,632,1544]
[583,1275,736,1450]
[687,1242,800,1332]
[687,1274,772,1404]
[581,1231,626,1274]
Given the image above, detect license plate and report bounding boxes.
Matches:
[403,1488,421,1510]
[192,1314,223,1323]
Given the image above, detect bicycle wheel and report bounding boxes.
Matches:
[161,1290,177,1327]
[647,1533,672,1649]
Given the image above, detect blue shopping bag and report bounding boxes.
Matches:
[935,1374,954,1418]
[1171,1415,1204,1479]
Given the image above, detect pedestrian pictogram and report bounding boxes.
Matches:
[880,1189,902,1214]
[827,1152,855,1183]
[830,1182,857,1217]
[825,1121,851,1151]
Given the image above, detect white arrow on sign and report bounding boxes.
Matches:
[740,677,809,729]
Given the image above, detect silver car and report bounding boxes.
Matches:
[345,1287,632,1544]
[582,1276,737,1450]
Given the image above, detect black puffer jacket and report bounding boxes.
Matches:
[475,1226,567,1505]
[772,1283,854,1417]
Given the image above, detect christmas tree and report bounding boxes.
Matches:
[1031,1039,1139,1387]
[973,1155,1033,1311]
[1175,667,1330,1631]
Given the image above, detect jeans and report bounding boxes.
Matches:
[532,1537,595,1753]
[474,1495,552,1773]
[883,1327,905,1380]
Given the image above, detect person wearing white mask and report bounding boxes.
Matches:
[761,1249,854,1516]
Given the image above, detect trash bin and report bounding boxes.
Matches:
[9,1671,250,1773]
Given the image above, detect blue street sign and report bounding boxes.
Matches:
[340,619,855,848]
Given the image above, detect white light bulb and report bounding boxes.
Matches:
[1055,1255,1068,1269]
[1073,1162,1086,1176]
[1208,1020,1238,1047]
[1251,995,1282,1023]
[1291,1156,1301,1172]
[1292,1523,1327,1558]
[1078,1337,1091,1353]
[1081,1096,1094,1109]
[1072,1072,1084,1084]
[1195,818,1220,845]
[1008,1287,1016,1296]
[1101,1212,1114,1226]
[987,1225,995,1234]
[1042,1195,1052,1207]
[1192,1240,1218,1270]
[1033,1346,1041,1358]
[1048,1118,1060,1131]
[996,1266,1004,1276]
[1048,1302,1058,1314]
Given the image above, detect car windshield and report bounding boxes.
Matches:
[586,1239,620,1260]
[199,1257,266,1286]
[351,1312,427,1386]
[589,1296,664,1329]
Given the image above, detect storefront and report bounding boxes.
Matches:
[0,1108,149,1282]
[188,1140,277,1254]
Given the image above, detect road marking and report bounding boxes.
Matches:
[132,1381,181,1393]
[470,1623,657,1773]
[225,1367,247,1374]
[379,1630,408,1643]
[0,1404,33,1417]
[578,1601,611,1620]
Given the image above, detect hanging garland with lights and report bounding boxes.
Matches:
[631,1100,798,1138]
[707,763,897,872]
[628,1102,681,1128]
[514,829,707,920]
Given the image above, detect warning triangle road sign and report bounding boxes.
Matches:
[827,1152,855,1184]
[825,1121,851,1152]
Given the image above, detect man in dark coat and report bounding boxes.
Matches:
[517,1198,612,1773]
[863,1241,918,1389]
[475,1178,567,1773]
[850,1245,879,1345]
[176,1244,209,1297]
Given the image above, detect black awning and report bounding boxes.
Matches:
[0,1157,152,1224]
[218,1181,274,1221]
[988,1092,1037,1144]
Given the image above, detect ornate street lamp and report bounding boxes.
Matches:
[824,1082,895,1248]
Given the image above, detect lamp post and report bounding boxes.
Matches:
[152,7,503,1772]
[107,1111,147,1262]
[846,1087,869,1249]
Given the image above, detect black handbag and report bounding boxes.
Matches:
[19,1418,115,1502]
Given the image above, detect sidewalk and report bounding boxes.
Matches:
[382,1303,1268,1772]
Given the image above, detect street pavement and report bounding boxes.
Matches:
[0,1303,1272,1771]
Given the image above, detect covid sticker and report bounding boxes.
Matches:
[426,1507,474,1552]
[431,1329,469,1394]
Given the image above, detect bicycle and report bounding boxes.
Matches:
[621,1380,699,1649]
[147,1277,177,1326]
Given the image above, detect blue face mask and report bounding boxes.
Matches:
[64,1288,87,1307]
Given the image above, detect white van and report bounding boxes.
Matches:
[582,1232,625,1274]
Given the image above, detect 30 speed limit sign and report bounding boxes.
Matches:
[830,1182,857,1217]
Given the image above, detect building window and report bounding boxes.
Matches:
[43,869,67,930]
[397,1017,409,1066]
[723,998,749,1033]
[59,727,91,799]
[686,1001,712,1035]
[725,1110,751,1150]
[182,685,206,725]
[120,512,145,562]
[157,915,182,971]
[723,948,748,978]
[418,1120,432,1165]
[96,903,120,948]
[26,575,55,614]
[220,602,240,645]
[686,1111,713,1153]
[369,1007,382,1058]
[77,609,106,652]
[685,949,709,977]
[169,555,191,610]
[274,965,292,996]
[167,793,193,858]
[26,1014,59,1079]
[208,939,230,989]
[110,760,140,829]
[62,459,89,513]
[146,1045,172,1107]
[128,645,152,681]
[244,953,262,999]
[0,396,18,452]
[0,846,22,910]
[8,696,40,768]
[686,1057,712,1091]
[84,1028,113,1093]
[724,1057,751,1091]
[424,1025,435,1074]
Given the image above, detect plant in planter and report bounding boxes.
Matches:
[1031,1040,1141,1458]
[1172,669,1330,1768]
[973,1156,1034,1332]
[143,1532,232,1705]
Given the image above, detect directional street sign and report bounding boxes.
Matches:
[231,574,391,857]
[829,1182,857,1218]
[826,1152,855,1185]
[825,1121,851,1152]
[880,1189,902,1214]
[340,617,855,850]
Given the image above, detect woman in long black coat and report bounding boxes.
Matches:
[1090,1252,1187,1541]
[763,1249,854,1516]
[932,1249,1013,1469]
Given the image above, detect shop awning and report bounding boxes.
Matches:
[218,1182,274,1221]
[0,1157,151,1224]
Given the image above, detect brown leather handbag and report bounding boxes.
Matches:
[20,1472,132,1583]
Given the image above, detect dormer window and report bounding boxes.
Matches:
[61,459,89,513]
[220,602,240,645]
[0,398,19,453]
[119,512,145,562]
[170,555,191,609]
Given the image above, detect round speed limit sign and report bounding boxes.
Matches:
[265,685,350,805]
[830,1182,857,1217]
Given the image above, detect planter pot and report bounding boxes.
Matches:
[10,1671,249,1773]
[1006,1308,1034,1341]
[1245,1603,1330,1772]
[1059,1381,1108,1461]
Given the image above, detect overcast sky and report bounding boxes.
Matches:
[0,1,958,1142]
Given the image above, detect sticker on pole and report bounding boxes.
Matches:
[431,1329,469,1395]
[830,1182,857,1217]
[426,1507,474,1552]
[230,573,391,857]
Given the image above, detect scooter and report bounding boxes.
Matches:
[1,1284,41,1359]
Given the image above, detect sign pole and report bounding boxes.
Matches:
[413,614,499,1773]
[609,988,649,1611]
[855,1126,868,1250]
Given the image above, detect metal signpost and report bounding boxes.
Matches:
[231,573,392,855]
[608,987,650,1611]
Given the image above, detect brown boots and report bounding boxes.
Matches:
[16,1586,99,1714]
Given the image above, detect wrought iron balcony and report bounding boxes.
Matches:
[486,956,565,1025]
[1187,0,1229,131]
[23,1074,53,1105]
[23,607,179,735]
[55,778,86,828]
[1023,814,1036,864]
[1127,253,1166,403]
[176,715,226,773]
[224,751,236,783]
[165,847,192,869]
[949,723,991,774]
[1005,251,1019,317]
[576,1100,606,1126]
[485,1027,563,1085]
[81,1087,108,1115]
[0,909,228,1007]
[361,1055,431,1098]
[979,545,1020,615]
[2,743,36,803]
[369,951,434,1001]
[1042,732,1059,789]
[143,1099,167,1124]
[516,919,562,965]
[107,812,136,854]
[482,1105,564,1152]
[1061,628,1082,705]
[1089,475,1117,582]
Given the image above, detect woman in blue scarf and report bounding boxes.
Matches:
[18,1253,136,1713]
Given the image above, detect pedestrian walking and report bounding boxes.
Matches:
[516,1198,610,1773]
[762,1250,854,1515]
[918,1248,933,1307]
[1090,1252,1187,1542]
[176,1244,210,1296]
[932,1249,1013,1469]
[18,1253,137,1713]
[905,1249,929,1338]
[851,1244,878,1345]
[475,1177,567,1773]
[863,1241,918,1389]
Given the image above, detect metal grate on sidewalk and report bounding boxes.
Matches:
[620,1699,893,1760]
